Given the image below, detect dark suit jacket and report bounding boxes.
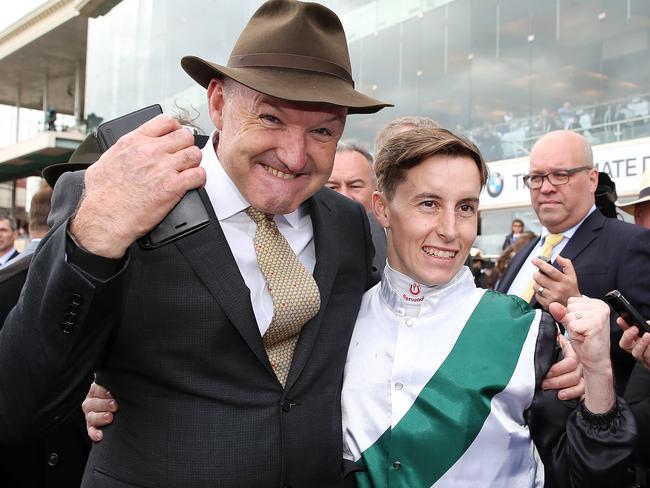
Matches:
[497,210,650,394]
[0,246,91,488]
[624,363,650,464]
[0,252,29,324]
[0,170,376,488]
[367,211,386,276]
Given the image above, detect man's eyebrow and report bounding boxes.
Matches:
[412,192,441,200]
[461,197,481,204]
[321,115,345,124]
[256,97,344,124]
[345,178,366,185]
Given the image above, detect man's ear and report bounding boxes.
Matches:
[207,78,225,130]
[588,168,599,193]
[372,191,390,228]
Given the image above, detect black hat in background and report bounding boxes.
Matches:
[41,134,101,188]
[595,171,618,219]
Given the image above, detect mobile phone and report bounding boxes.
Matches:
[604,290,650,336]
[95,104,165,151]
[94,105,211,249]
[536,255,551,275]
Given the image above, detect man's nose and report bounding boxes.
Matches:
[278,131,307,172]
[436,209,459,241]
[539,176,556,192]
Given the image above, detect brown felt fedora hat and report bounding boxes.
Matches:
[41,133,101,188]
[181,0,391,114]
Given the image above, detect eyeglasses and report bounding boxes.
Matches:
[522,166,593,189]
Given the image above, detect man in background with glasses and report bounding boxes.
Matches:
[497,130,650,399]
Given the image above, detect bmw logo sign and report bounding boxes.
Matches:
[487,172,504,197]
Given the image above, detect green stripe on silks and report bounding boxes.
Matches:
[356,292,535,488]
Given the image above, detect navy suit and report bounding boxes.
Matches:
[497,209,650,394]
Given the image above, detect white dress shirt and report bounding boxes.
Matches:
[507,206,597,298]
[0,247,17,267]
[201,130,316,335]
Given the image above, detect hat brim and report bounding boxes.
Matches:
[181,56,392,115]
[615,195,650,215]
[42,163,92,188]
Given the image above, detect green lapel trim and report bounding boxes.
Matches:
[356,292,535,487]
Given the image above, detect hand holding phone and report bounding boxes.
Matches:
[604,289,650,336]
[69,107,206,258]
[95,105,211,249]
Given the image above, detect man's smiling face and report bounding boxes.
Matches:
[374,155,481,286]
[209,79,347,215]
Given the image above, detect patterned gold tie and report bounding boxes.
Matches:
[521,233,564,303]
[245,207,321,386]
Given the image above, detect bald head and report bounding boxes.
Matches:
[528,130,599,233]
[531,130,593,166]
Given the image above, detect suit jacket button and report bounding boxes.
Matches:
[61,321,74,333]
[47,452,59,467]
[71,294,83,306]
[281,399,292,412]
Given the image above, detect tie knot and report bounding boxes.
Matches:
[544,233,564,248]
[245,206,273,225]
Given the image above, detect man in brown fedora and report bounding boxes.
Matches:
[0,1,390,487]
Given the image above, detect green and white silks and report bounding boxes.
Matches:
[342,266,544,487]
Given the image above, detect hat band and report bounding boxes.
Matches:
[228,53,354,87]
[640,186,650,199]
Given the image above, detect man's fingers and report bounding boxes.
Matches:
[619,326,639,352]
[86,411,114,428]
[548,302,567,325]
[87,381,112,400]
[631,332,650,361]
[88,426,104,442]
[176,166,207,193]
[532,258,562,281]
[134,113,182,138]
[544,334,578,378]
[556,255,577,279]
[616,316,631,331]
[170,144,203,173]
[82,397,118,415]
[544,351,579,379]
[557,379,586,401]
[158,126,198,157]
[543,367,583,389]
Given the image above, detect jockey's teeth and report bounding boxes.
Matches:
[423,248,456,258]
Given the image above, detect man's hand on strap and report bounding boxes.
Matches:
[82,382,118,442]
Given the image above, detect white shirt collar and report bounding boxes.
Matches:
[201,129,304,228]
[379,263,476,318]
[540,205,597,241]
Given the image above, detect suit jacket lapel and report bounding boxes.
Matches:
[285,191,340,389]
[558,210,604,262]
[174,188,272,374]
